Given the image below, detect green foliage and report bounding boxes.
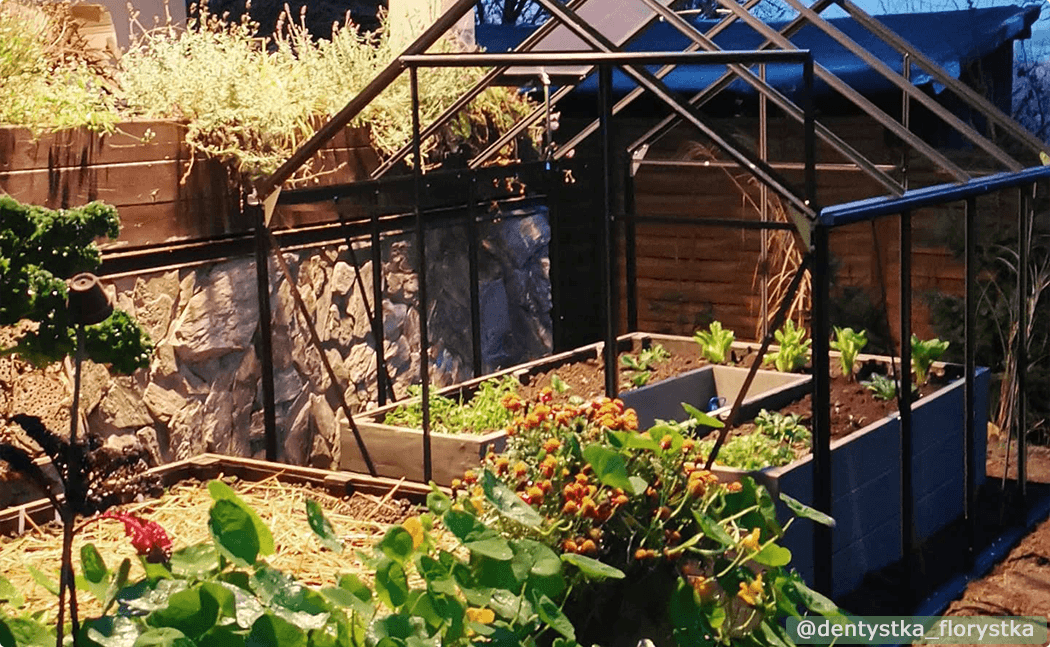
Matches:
[383,375,519,434]
[697,409,808,470]
[0,195,152,372]
[0,4,117,133]
[911,335,949,386]
[863,373,898,401]
[620,343,671,387]
[764,320,811,373]
[693,321,735,364]
[829,326,868,381]
[466,395,841,645]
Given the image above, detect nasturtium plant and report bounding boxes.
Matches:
[456,393,843,645]
[0,195,152,373]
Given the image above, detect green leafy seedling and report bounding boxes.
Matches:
[753,409,810,444]
[829,326,868,381]
[621,343,670,387]
[550,374,570,393]
[911,335,949,385]
[863,373,918,401]
[764,320,811,373]
[694,321,735,364]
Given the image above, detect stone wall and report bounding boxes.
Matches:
[0,203,551,481]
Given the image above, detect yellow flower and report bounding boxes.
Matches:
[466,607,496,624]
[737,573,764,606]
[402,516,424,549]
[740,527,761,553]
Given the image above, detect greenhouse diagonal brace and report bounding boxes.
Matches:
[530,0,816,219]
[703,253,813,471]
[263,230,377,476]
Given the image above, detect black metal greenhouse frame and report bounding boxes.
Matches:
[154,0,1050,602]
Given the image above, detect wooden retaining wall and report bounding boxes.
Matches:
[0,120,379,248]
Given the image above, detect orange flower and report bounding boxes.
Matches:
[657,506,672,521]
[740,527,761,553]
[542,438,562,453]
[659,435,673,450]
[494,456,510,475]
[466,607,496,624]
[562,539,579,553]
[580,496,598,519]
[737,573,764,606]
[463,470,477,485]
[512,461,530,480]
[561,500,579,515]
[579,539,598,555]
[692,576,718,602]
[682,438,696,453]
[727,481,742,493]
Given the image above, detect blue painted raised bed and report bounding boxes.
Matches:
[716,364,990,597]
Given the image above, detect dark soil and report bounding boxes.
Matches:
[517,342,755,405]
[517,344,950,449]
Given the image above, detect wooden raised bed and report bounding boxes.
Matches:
[0,453,431,537]
[342,332,808,485]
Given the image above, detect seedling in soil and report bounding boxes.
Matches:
[765,320,811,373]
[753,409,810,444]
[912,335,949,385]
[384,375,520,434]
[693,321,735,364]
[620,343,671,387]
[829,326,868,381]
[550,374,570,393]
[863,373,918,401]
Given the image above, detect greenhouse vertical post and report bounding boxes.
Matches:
[600,62,619,398]
[900,209,915,600]
[250,199,278,461]
[964,196,977,566]
[410,66,433,483]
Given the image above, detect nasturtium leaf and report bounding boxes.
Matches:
[81,543,108,584]
[0,574,24,607]
[693,510,734,547]
[220,582,265,629]
[512,539,562,578]
[209,499,260,567]
[246,612,307,647]
[752,543,792,567]
[581,444,636,494]
[667,579,701,631]
[338,574,374,602]
[75,573,110,607]
[197,626,247,647]
[132,627,195,647]
[780,492,837,528]
[488,589,531,620]
[559,553,625,580]
[207,480,274,557]
[481,470,542,527]
[170,543,219,579]
[441,509,493,543]
[629,476,648,495]
[463,538,513,561]
[534,594,575,640]
[305,499,344,553]
[681,402,725,429]
[2,613,53,647]
[426,488,451,516]
[321,586,374,618]
[250,566,328,616]
[147,585,220,638]
[622,432,661,452]
[140,560,173,582]
[0,619,16,647]
[27,565,59,596]
[786,578,843,618]
[83,615,144,647]
[199,581,237,620]
[378,527,415,565]
[754,619,793,647]
[375,559,409,609]
[407,592,443,631]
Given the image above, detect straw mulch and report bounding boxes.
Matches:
[0,474,422,619]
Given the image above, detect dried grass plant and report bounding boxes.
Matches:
[678,141,810,337]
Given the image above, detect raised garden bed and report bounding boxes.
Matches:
[709,357,990,597]
[342,332,800,484]
[0,454,427,617]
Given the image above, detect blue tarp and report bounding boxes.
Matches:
[475,4,1041,98]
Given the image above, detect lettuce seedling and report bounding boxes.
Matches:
[829,326,868,381]
[911,335,949,385]
[693,321,735,364]
[764,320,811,373]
